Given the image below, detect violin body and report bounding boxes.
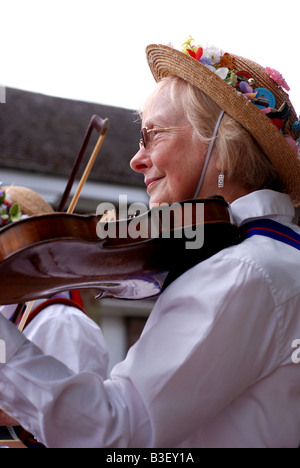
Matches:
[0,197,240,305]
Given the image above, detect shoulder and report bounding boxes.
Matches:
[172,241,274,295]
[158,236,295,319]
[219,233,300,306]
[153,243,276,333]
[25,301,97,332]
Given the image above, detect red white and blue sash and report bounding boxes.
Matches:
[241,219,300,251]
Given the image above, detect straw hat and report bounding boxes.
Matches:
[146,41,300,205]
[2,186,53,216]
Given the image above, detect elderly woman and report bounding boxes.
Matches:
[0,39,300,448]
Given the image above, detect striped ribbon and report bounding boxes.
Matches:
[241,219,300,251]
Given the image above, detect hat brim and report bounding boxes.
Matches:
[2,186,53,216]
[146,44,300,205]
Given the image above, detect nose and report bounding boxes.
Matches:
[130,147,152,174]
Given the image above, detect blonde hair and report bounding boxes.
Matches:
[146,76,283,192]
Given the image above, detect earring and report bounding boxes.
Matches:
[218,171,225,188]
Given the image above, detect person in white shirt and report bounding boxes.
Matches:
[0,38,300,448]
[0,186,108,445]
[0,185,108,376]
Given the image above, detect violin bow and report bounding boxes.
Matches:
[17,115,110,331]
[58,115,110,212]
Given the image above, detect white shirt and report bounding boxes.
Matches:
[0,190,300,448]
[0,301,109,376]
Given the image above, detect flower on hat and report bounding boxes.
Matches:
[0,190,22,228]
[179,37,296,138]
[187,47,204,61]
[207,66,230,81]
[181,37,203,62]
[181,38,237,85]
[266,67,290,92]
[203,45,222,66]
[181,36,195,50]
[181,38,236,79]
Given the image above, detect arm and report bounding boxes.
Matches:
[0,314,150,448]
[0,254,280,448]
[24,304,109,376]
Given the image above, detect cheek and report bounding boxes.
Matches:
[170,146,202,180]
[170,147,205,197]
[166,161,201,201]
[153,136,205,199]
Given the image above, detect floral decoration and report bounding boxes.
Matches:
[266,67,290,92]
[182,36,232,80]
[180,36,299,136]
[0,190,22,228]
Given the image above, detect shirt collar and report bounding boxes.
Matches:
[230,190,296,227]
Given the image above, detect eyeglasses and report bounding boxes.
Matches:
[139,126,189,149]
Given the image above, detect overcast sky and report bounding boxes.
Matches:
[1,0,299,115]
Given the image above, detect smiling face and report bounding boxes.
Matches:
[130,82,209,207]
[130,78,255,207]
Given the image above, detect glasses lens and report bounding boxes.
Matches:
[140,128,148,148]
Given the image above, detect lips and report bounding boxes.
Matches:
[145,177,163,190]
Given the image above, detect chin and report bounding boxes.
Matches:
[149,193,172,208]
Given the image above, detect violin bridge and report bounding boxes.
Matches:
[100,209,117,223]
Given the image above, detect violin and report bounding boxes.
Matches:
[0,114,240,307]
[0,196,240,305]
